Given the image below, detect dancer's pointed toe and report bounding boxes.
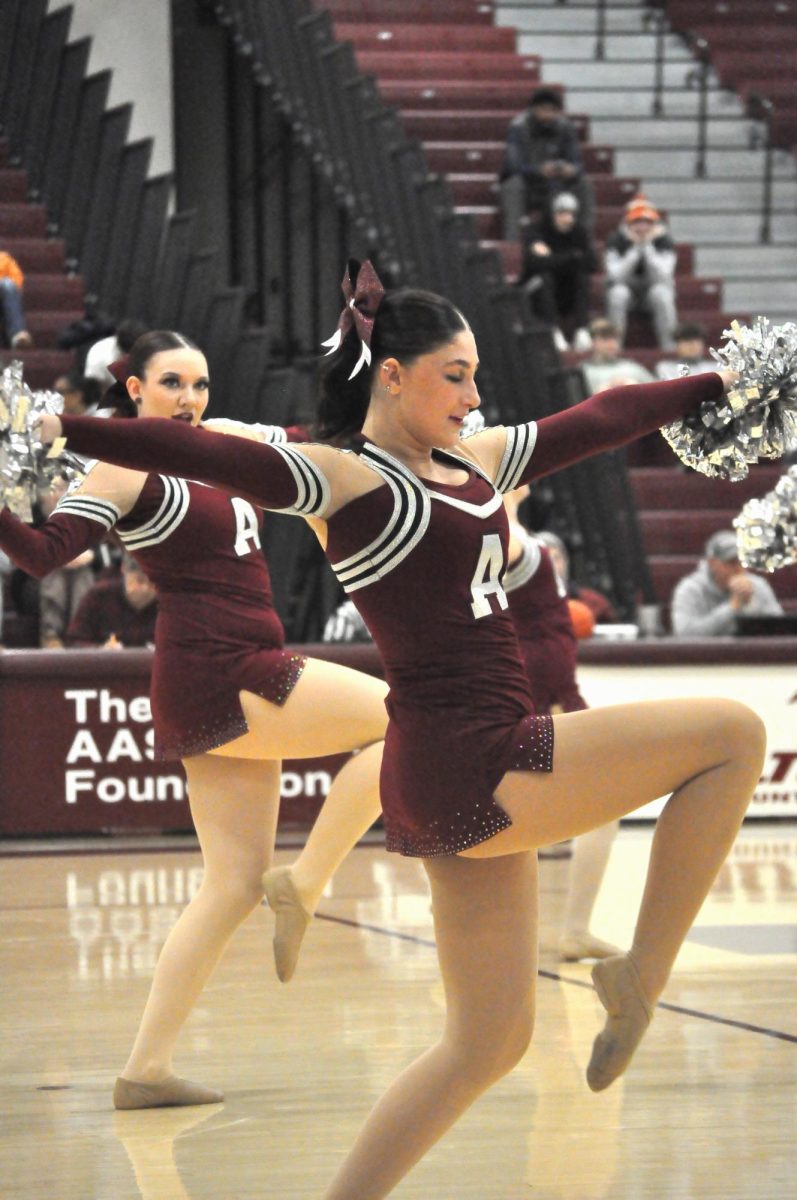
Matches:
[262,866,313,983]
[586,955,653,1092]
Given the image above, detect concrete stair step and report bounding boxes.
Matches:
[723,280,797,311]
[639,177,797,210]
[588,116,750,147]
[669,211,796,243]
[498,5,652,33]
[538,58,712,88]
[696,245,797,276]
[552,88,744,119]
[614,146,797,180]
[516,33,691,62]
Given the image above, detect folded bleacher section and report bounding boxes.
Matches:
[0,0,271,419]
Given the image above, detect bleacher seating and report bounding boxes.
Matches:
[0,0,269,415]
[631,465,797,625]
[660,0,797,154]
[326,1,745,353]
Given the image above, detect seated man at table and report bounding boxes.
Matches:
[671,530,783,637]
[65,554,157,648]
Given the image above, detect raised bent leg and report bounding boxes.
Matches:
[117,755,280,1097]
[323,852,537,1200]
[463,697,767,1087]
[217,659,388,979]
[265,741,383,981]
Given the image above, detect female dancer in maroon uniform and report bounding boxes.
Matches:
[38,282,765,1197]
[0,331,387,1110]
[503,486,619,962]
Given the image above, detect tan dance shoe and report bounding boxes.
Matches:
[113,1074,224,1110]
[586,954,654,1092]
[558,932,622,963]
[262,865,313,983]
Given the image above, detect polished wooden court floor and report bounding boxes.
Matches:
[2,823,796,1200]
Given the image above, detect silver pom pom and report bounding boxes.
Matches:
[661,317,797,480]
[0,361,82,522]
[734,465,797,572]
[459,410,486,439]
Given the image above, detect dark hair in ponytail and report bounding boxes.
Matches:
[316,288,468,441]
[100,330,201,417]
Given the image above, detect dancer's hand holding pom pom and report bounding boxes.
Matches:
[661,318,797,480]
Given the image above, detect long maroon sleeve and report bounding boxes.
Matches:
[496,372,724,491]
[59,415,329,516]
[0,508,108,579]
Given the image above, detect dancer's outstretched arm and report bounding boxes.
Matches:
[44,413,368,520]
[464,370,733,489]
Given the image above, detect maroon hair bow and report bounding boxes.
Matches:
[321,259,386,380]
[109,355,131,385]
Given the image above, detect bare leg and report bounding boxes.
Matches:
[116,661,388,1100]
[264,743,383,981]
[216,660,388,979]
[463,697,766,1087]
[559,821,621,961]
[323,853,538,1200]
[118,755,280,1092]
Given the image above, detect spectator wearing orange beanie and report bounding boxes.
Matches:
[0,249,33,348]
[604,194,677,349]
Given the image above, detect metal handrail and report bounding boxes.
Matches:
[650,7,667,116]
[684,35,711,177]
[594,0,608,61]
[747,93,776,245]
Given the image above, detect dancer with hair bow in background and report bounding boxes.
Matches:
[0,329,389,1110]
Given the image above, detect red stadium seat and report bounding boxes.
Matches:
[422,140,610,175]
[354,51,540,81]
[402,109,589,143]
[379,80,542,110]
[323,0,498,23]
[333,22,517,51]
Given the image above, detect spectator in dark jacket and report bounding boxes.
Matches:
[605,194,677,348]
[519,192,597,351]
[500,87,594,241]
